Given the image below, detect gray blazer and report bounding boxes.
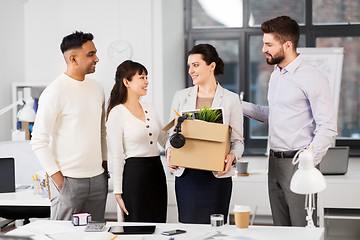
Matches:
[168,83,244,178]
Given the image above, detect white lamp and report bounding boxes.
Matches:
[17,97,36,122]
[0,97,36,122]
[290,148,327,228]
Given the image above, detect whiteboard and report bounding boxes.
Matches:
[297,47,344,116]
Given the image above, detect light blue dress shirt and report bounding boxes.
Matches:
[243,54,337,164]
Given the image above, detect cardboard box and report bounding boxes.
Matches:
[163,119,230,172]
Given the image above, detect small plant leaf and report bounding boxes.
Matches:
[197,105,221,122]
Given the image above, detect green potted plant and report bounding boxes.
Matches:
[196,106,222,123]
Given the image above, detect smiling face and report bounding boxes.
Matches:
[262,33,286,65]
[124,71,149,98]
[187,54,215,86]
[73,40,99,75]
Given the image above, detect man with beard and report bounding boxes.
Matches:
[242,16,337,226]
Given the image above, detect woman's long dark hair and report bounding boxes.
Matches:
[106,60,148,120]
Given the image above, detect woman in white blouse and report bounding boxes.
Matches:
[106,60,168,222]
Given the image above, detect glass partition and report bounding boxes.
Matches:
[248,0,305,27]
[191,0,243,28]
[313,0,360,25]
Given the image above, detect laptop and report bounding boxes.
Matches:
[319,147,349,175]
[0,157,16,193]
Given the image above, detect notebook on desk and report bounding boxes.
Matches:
[319,147,350,175]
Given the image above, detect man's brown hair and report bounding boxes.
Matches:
[261,16,300,49]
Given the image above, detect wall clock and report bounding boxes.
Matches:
[108,40,132,64]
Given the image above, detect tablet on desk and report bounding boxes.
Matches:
[108,225,156,234]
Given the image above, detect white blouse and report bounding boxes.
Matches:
[106,100,168,194]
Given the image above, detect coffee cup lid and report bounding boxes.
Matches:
[233,205,251,212]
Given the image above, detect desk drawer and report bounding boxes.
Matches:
[230,181,271,216]
[323,183,360,208]
[231,181,269,206]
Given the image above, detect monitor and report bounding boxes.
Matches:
[0,157,16,193]
[319,147,349,175]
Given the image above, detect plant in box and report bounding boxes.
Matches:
[196,106,222,123]
[183,106,224,124]
[163,107,230,172]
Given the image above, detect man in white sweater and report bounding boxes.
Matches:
[31,31,108,221]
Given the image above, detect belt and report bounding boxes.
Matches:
[270,149,298,158]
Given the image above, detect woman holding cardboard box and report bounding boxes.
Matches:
[106,60,168,222]
[166,44,245,224]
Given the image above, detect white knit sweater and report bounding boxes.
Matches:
[31,73,107,178]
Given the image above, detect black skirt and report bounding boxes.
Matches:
[122,155,167,223]
[175,168,232,224]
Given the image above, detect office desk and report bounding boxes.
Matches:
[0,190,50,207]
[0,190,50,227]
[6,220,324,240]
[318,171,360,226]
[229,157,360,239]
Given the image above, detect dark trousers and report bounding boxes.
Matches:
[268,155,317,226]
[175,169,232,224]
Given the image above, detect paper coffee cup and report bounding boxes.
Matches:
[233,205,251,229]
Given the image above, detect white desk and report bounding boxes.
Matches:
[318,170,360,226]
[0,190,50,207]
[0,189,50,229]
[6,220,324,240]
[230,157,360,239]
